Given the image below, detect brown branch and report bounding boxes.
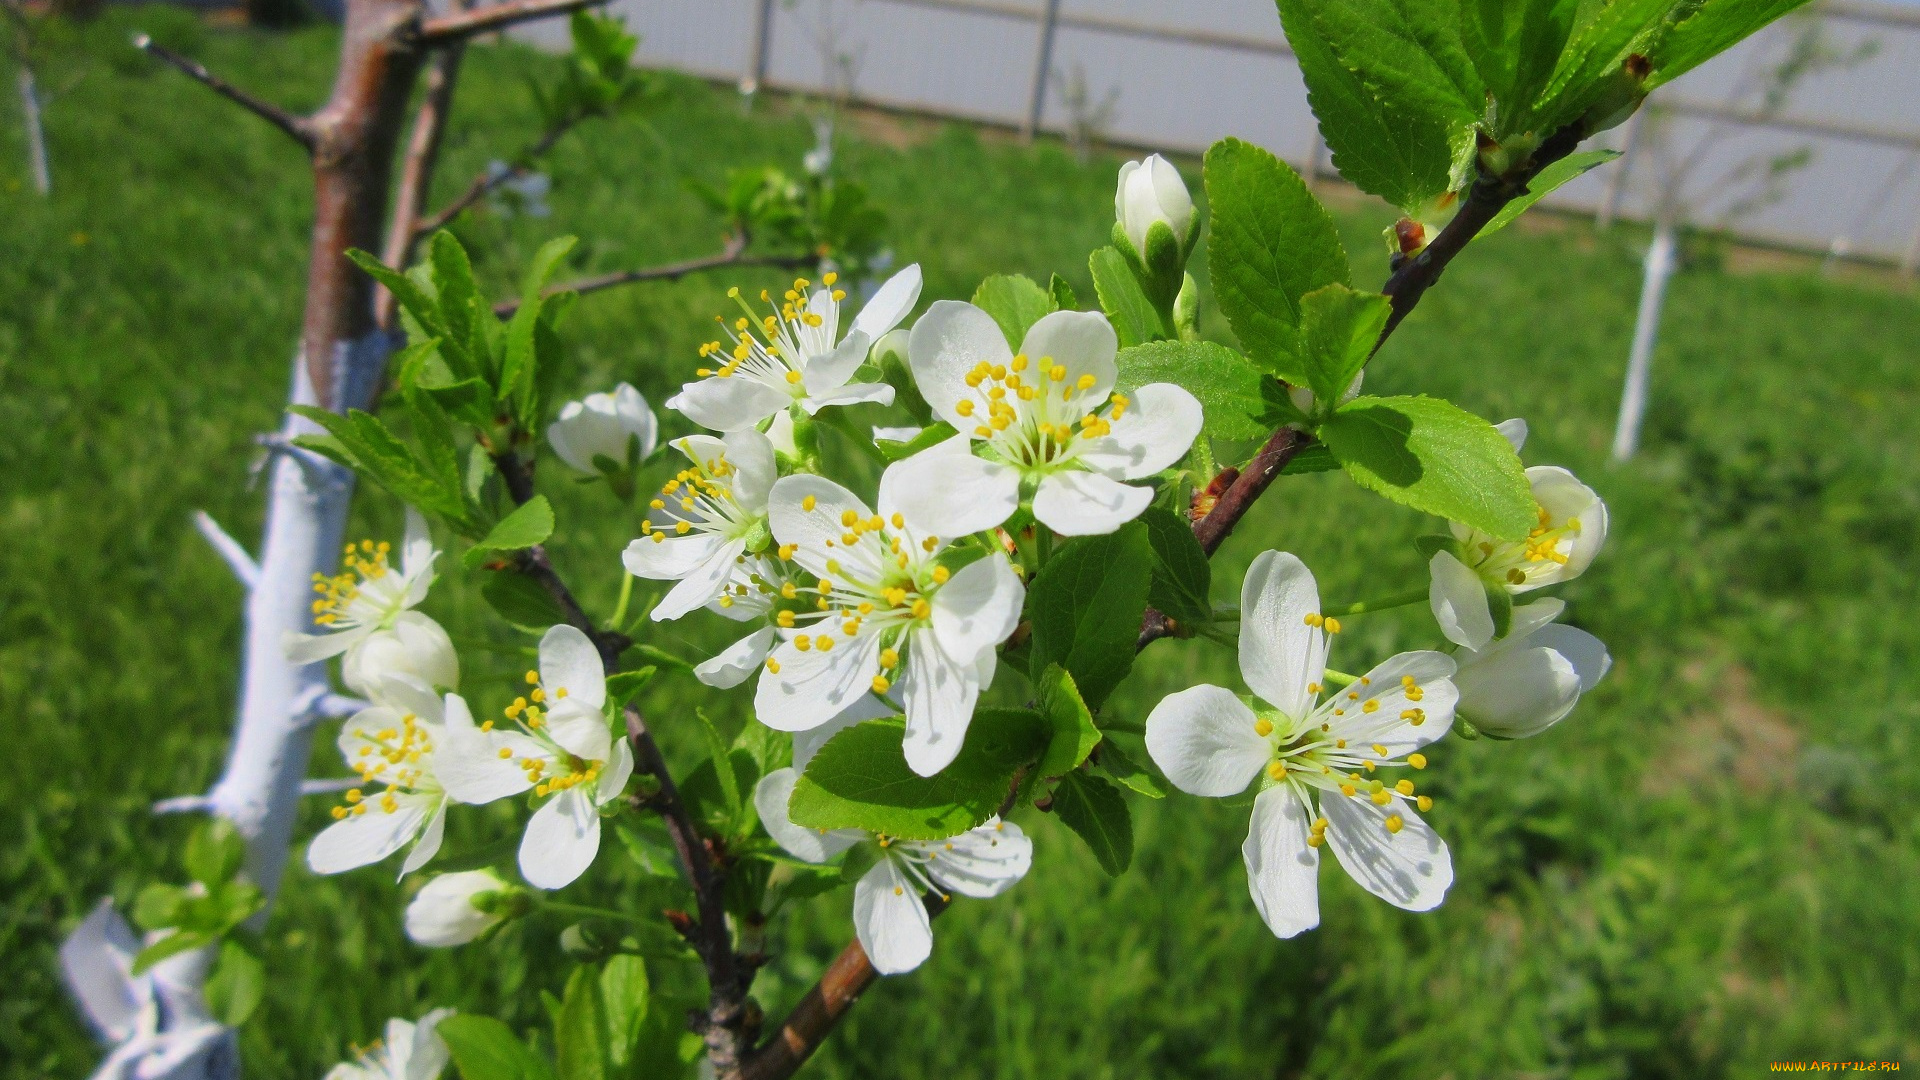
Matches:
[494,236,815,317]
[418,0,607,43]
[415,113,584,238]
[378,41,468,327]
[134,35,316,151]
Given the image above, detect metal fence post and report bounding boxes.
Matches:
[1022,0,1062,142]
[1301,126,1324,188]
[1902,206,1920,279]
[741,0,776,97]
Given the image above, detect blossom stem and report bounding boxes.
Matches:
[538,899,653,926]
[1321,668,1359,688]
[1321,587,1428,618]
[611,569,635,629]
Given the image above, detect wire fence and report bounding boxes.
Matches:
[548,0,1920,271]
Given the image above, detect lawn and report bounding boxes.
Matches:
[3,10,1918,1078]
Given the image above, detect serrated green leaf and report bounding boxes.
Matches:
[679,748,761,840]
[1320,395,1536,540]
[440,1014,555,1080]
[1089,247,1166,348]
[1483,150,1621,235]
[183,818,245,888]
[555,965,609,1080]
[482,571,566,627]
[696,708,741,819]
[1139,507,1211,626]
[598,956,649,1069]
[1275,1,1476,210]
[1028,521,1155,711]
[1281,442,1339,475]
[1538,0,1672,125]
[610,819,680,879]
[1050,771,1132,875]
[1299,284,1391,410]
[1094,739,1166,798]
[347,248,448,349]
[1649,0,1813,90]
[1203,138,1348,379]
[1049,273,1079,311]
[1035,665,1101,779]
[1463,0,1580,139]
[791,712,1050,840]
[971,274,1057,348]
[1113,340,1294,442]
[465,496,555,568]
[604,667,656,708]
[204,939,264,1028]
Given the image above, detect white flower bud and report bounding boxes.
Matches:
[405,870,511,947]
[547,383,658,474]
[1454,600,1611,739]
[1115,153,1195,261]
[342,612,459,696]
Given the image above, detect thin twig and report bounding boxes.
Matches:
[494,236,814,317]
[134,35,316,151]
[418,0,608,43]
[379,40,469,327]
[416,114,584,239]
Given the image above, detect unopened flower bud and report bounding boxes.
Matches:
[343,612,459,695]
[404,869,518,947]
[548,383,658,476]
[1115,154,1195,265]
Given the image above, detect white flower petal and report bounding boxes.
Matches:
[755,628,884,733]
[402,508,435,589]
[406,870,507,947]
[437,694,539,805]
[519,787,600,890]
[1535,623,1611,692]
[1031,469,1153,536]
[1243,787,1321,939]
[60,900,145,1043]
[595,737,634,806]
[898,627,985,777]
[336,704,409,765]
[1075,383,1203,481]
[880,435,1021,538]
[1237,550,1326,720]
[927,819,1032,898]
[666,375,790,432]
[766,475,883,582]
[284,624,372,664]
[801,379,895,414]
[650,536,748,622]
[307,796,432,874]
[930,553,1024,661]
[907,300,1014,430]
[1429,549,1494,651]
[695,627,778,689]
[800,329,873,395]
[1455,643,1581,739]
[399,799,447,877]
[401,1010,454,1080]
[613,383,659,460]
[623,531,724,585]
[343,612,460,696]
[1507,596,1566,639]
[873,425,924,443]
[1495,417,1528,454]
[1327,651,1458,753]
[723,428,778,511]
[545,699,612,762]
[540,624,605,710]
[1018,310,1118,402]
[1144,684,1267,797]
[1523,465,1608,587]
[851,264,923,343]
[853,856,934,975]
[1322,790,1452,912]
[753,767,860,864]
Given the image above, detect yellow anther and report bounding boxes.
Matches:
[530,688,545,703]
[1408,753,1427,769]
[675,521,691,535]
[1417,795,1433,812]
[872,675,891,694]
[1362,700,1380,714]
[498,747,513,759]
[1383,814,1405,834]
[1335,738,1347,748]
[345,789,363,803]
[794,635,812,652]
[1254,718,1274,737]
[1396,780,1416,796]
[802,495,817,512]
[525,670,540,685]
[1049,364,1067,381]
[766,658,781,674]
[1076,373,1096,390]
[1324,617,1342,634]
[817,636,834,653]
[1306,833,1324,848]
[841,509,859,527]
[1340,784,1357,797]
[932,565,950,584]
[879,649,899,668]
[1304,612,1323,627]
[1370,789,1392,806]
[1307,682,1321,694]
[1372,743,1388,757]
[817,578,834,594]
[1267,761,1286,780]
[776,611,796,628]
[910,599,931,619]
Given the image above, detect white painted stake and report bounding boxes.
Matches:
[19,65,48,194]
[1611,219,1677,462]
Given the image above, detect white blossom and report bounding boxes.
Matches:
[436,625,631,890]
[1452,598,1610,738]
[307,676,466,879]
[285,510,439,664]
[323,1008,453,1080]
[890,304,1201,537]
[753,467,1025,776]
[404,870,514,947]
[666,266,922,431]
[547,383,658,474]
[341,612,459,696]
[1115,153,1195,261]
[621,429,778,622]
[1145,551,1458,938]
[753,768,1031,974]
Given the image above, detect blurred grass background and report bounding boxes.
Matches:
[3,10,1918,1078]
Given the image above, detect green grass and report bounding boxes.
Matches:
[5,11,1919,1078]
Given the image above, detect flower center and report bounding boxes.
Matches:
[1251,668,1437,837]
[693,274,849,395]
[311,538,395,627]
[1467,505,1581,586]
[500,668,602,800]
[952,353,1126,472]
[331,708,436,820]
[639,451,759,546]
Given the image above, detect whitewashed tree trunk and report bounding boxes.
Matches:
[1611,218,1677,462]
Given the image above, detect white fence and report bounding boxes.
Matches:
[533,0,1920,268]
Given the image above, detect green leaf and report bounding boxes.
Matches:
[1650,0,1814,90]
[876,421,959,463]
[1089,247,1166,348]
[132,883,190,931]
[1027,522,1155,710]
[1113,340,1294,442]
[1139,506,1211,626]
[465,496,555,568]
[604,667,656,708]
[790,712,1050,840]
[1462,0,1579,139]
[1050,771,1133,875]
[1035,665,1101,779]
[1281,442,1339,475]
[440,1014,555,1080]
[522,235,579,303]
[611,819,681,878]
[679,748,761,841]
[631,643,695,675]
[1487,579,1514,639]
[1538,0,1671,125]
[346,248,448,349]
[183,818,245,888]
[1094,740,1166,799]
[555,965,609,1080]
[697,709,742,819]
[1049,273,1079,311]
[482,571,567,628]
[430,231,493,381]
[1298,284,1391,410]
[1274,1,1477,210]
[1203,138,1349,378]
[1320,395,1536,540]
[598,955,649,1068]
[131,929,216,977]
[1482,150,1621,235]
[204,939,264,1028]
[971,274,1057,348]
